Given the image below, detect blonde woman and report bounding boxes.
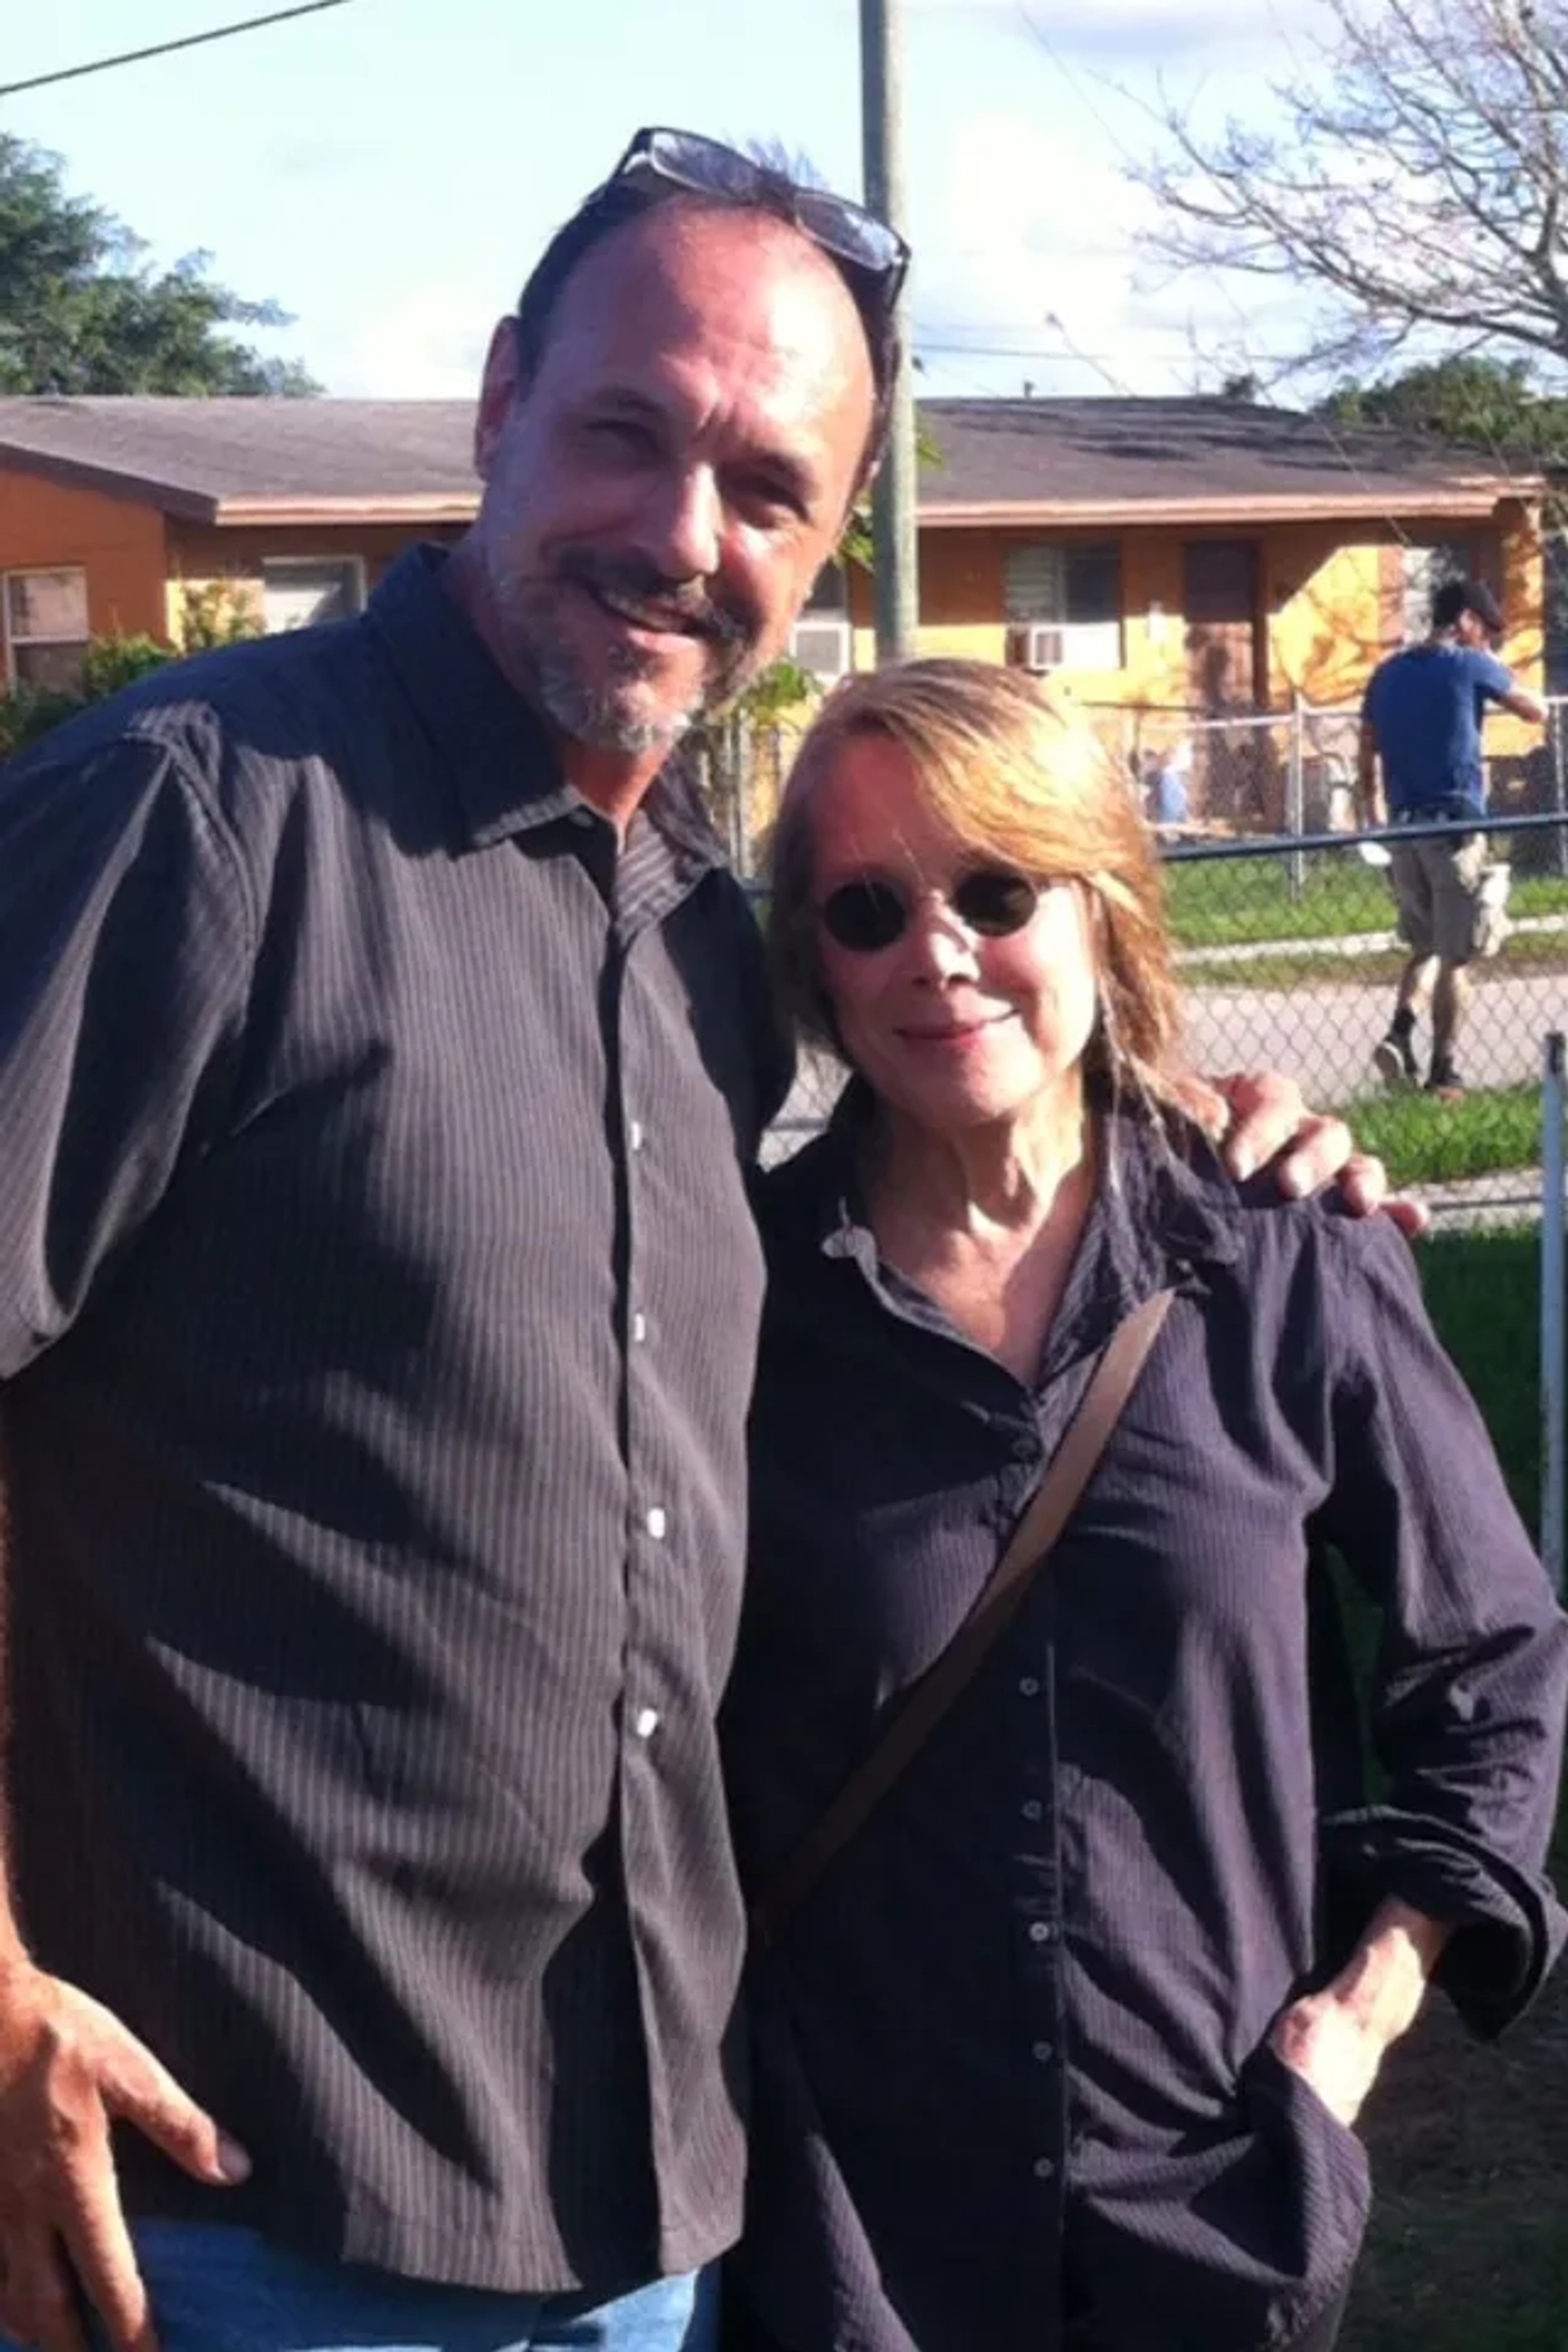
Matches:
[720,662,1567,2352]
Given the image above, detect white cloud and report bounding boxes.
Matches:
[310,277,494,399]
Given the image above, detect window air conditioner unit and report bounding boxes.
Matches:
[1007,621,1066,672]
[791,619,853,683]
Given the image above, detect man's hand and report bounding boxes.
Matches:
[1199,1070,1431,1239]
[0,1962,248,2352]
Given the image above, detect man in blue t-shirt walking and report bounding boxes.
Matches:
[1358,576,1544,1097]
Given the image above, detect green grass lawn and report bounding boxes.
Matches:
[1418,1225,1544,1526]
[1339,1084,1545,1187]
[1181,928,1568,989]
[1166,852,1568,950]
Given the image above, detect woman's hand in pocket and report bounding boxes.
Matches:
[1269,1897,1453,2129]
[1267,1992,1386,2129]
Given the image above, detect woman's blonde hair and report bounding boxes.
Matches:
[767,657,1190,1115]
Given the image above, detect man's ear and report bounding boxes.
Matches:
[474,318,525,480]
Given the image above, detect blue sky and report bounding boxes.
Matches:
[2,0,1327,403]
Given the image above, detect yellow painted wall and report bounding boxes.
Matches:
[840,507,1546,724]
[1266,523,1384,706]
[1494,500,1545,759]
[1497,501,1543,675]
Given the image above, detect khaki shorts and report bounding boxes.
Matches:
[1388,830,1489,964]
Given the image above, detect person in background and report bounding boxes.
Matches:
[1360,576,1544,1098]
[1145,736,1192,834]
[722,658,1568,2352]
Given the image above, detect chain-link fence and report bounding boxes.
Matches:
[713,693,1568,881]
[692,715,808,879]
[1164,811,1568,1223]
[757,811,1568,1223]
[1081,702,1365,840]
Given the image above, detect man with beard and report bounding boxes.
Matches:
[0,131,1400,2352]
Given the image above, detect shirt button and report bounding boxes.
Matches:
[569,807,595,829]
[1032,2041,1054,2065]
[631,1312,648,1344]
[1021,1799,1044,1823]
[1018,1677,1040,1698]
[1033,2157,1056,2181]
[1027,1921,1056,1946]
[645,1506,668,1540]
[633,1707,661,1740]
[629,1120,646,1153]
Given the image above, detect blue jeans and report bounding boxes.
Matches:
[40,2223,718,2352]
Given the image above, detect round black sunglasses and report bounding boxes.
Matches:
[819,867,1040,955]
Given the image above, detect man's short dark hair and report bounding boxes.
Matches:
[1433,576,1505,635]
[510,163,897,490]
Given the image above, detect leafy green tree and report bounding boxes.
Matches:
[0,135,318,395]
[1321,354,1568,466]
[1321,354,1568,675]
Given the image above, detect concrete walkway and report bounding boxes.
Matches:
[1180,913,1568,969]
[1183,963,1567,1102]
[1419,1169,1546,1229]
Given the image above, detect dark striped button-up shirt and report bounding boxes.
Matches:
[0,547,786,2295]
[725,1100,1568,2352]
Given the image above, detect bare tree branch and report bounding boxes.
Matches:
[1125,0,1568,381]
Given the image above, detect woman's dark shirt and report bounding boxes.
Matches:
[724,1102,1568,2352]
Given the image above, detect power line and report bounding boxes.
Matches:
[0,0,359,101]
[915,340,1316,361]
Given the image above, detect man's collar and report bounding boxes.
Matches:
[364,542,728,871]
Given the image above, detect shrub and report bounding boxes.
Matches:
[79,634,172,699]
[176,579,261,653]
[1,626,192,763]
[0,680,91,760]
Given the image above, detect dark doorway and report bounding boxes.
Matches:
[1183,541,1270,826]
[1183,539,1262,710]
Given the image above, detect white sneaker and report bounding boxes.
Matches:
[1373,1034,1419,1089]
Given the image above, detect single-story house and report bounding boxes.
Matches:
[0,393,1547,727]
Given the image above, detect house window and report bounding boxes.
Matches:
[790,562,853,684]
[261,557,366,635]
[4,568,90,688]
[1400,542,1468,644]
[1004,543,1122,670]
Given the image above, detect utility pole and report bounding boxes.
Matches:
[859,0,919,660]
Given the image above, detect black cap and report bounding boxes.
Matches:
[1432,576,1505,635]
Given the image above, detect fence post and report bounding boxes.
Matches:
[1286,701,1306,902]
[1543,1031,1566,1596]
[736,721,756,878]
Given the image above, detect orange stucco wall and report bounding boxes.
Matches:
[0,466,169,651]
[165,519,466,635]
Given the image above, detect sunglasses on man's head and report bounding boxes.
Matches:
[818,867,1042,955]
[610,127,911,310]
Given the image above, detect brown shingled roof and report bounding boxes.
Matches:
[0,394,1538,528]
[917,398,1540,525]
[0,397,481,524]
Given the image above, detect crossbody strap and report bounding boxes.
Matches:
[752,1288,1175,1946]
